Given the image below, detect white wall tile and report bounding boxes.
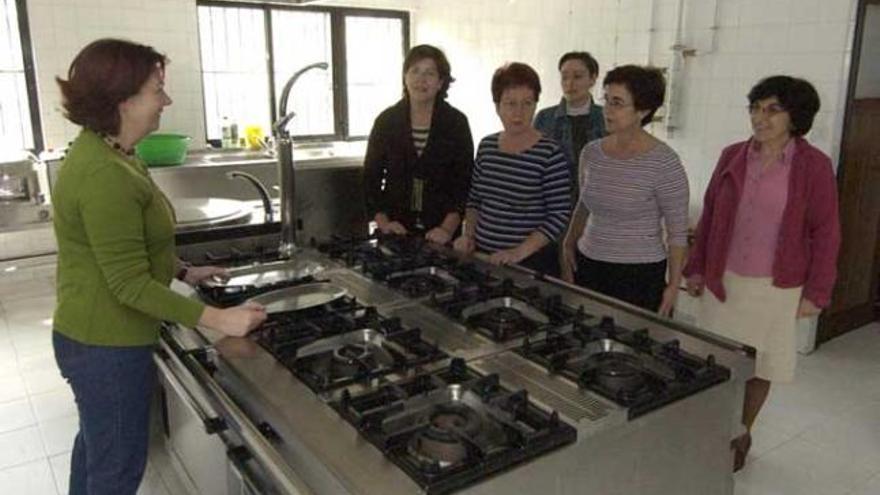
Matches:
[29,0,207,150]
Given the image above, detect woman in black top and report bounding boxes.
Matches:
[363,44,474,244]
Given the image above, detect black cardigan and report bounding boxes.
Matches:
[363,98,474,232]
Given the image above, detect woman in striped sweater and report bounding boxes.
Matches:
[453,63,571,276]
[560,65,689,314]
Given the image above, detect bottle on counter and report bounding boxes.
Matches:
[229,121,239,148]
[221,116,232,148]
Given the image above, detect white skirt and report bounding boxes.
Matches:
[697,271,807,383]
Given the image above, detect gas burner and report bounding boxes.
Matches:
[333,359,576,494]
[398,275,448,297]
[326,342,387,379]
[434,279,591,343]
[583,352,648,397]
[286,325,446,394]
[250,296,372,357]
[407,400,483,468]
[517,318,731,419]
[461,297,551,342]
[385,264,461,297]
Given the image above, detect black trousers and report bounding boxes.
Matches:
[574,253,667,312]
[519,243,560,278]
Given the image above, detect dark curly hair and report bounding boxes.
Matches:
[403,44,454,100]
[491,62,541,104]
[56,38,167,135]
[558,51,599,78]
[747,76,820,136]
[602,65,666,126]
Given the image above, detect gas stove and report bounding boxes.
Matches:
[517,316,730,418]
[250,297,447,395]
[318,234,498,298]
[432,278,592,343]
[332,358,576,495]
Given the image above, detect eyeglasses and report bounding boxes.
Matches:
[601,97,633,110]
[748,103,786,116]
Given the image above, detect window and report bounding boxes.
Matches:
[345,15,405,137]
[0,0,41,154]
[197,2,408,143]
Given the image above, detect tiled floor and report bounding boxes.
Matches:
[0,262,169,495]
[1,262,879,494]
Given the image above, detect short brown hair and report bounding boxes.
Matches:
[603,65,665,126]
[403,44,454,100]
[56,39,167,135]
[558,52,599,78]
[748,76,820,136]
[491,62,541,104]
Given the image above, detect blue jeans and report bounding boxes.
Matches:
[53,331,156,495]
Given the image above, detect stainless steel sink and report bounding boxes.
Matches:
[203,152,275,164]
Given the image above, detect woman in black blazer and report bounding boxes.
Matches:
[363,44,474,244]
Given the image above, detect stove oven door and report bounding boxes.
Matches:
[156,347,235,495]
[154,335,311,495]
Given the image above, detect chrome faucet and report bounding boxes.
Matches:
[226,170,273,223]
[272,61,329,259]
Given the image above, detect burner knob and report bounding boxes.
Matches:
[450,357,466,375]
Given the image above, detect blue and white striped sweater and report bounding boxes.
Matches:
[466,133,571,252]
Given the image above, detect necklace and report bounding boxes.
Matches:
[96,131,135,156]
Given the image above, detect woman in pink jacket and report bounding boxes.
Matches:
[683,75,840,472]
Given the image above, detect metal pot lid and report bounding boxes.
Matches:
[245,282,348,314]
[171,197,251,226]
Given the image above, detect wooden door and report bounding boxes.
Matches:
[819,98,880,343]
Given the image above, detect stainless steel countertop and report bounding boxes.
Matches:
[165,246,754,495]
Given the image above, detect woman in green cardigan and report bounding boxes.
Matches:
[52,39,267,495]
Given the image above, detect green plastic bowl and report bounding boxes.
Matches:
[135,133,191,167]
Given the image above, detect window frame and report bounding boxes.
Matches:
[4,0,43,152]
[197,1,410,143]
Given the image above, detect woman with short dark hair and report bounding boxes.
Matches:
[561,65,689,314]
[453,62,571,275]
[52,38,266,494]
[684,75,840,472]
[363,44,474,243]
[534,51,606,190]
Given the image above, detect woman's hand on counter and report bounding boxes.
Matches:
[183,265,229,286]
[374,213,408,235]
[488,246,529,266]
[199,302,267,337]
[452,235,475,254]
[425,227,452,245]
[658,284,679,317]
[685,275,705,297]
